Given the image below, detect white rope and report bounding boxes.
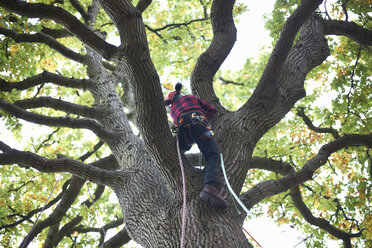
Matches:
[220,153,252,217]
[220,154,262,247]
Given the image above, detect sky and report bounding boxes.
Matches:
[0,1,344,247]
[221,0,274,71]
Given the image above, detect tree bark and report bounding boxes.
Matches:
[3,0,370,247]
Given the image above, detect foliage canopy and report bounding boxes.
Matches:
[0,0,371,247]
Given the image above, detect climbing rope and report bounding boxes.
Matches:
[242,226,263,248]
[220,153,263,248]
[21,173,64,248]
[220,154,252,217]
[176,136,187,248]
[86,182,106,238]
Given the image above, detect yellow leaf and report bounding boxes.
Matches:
[314,198,320,209]
[9,44,20,56]
[163,82,173,91]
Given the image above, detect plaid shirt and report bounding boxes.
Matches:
[170,95,216,126]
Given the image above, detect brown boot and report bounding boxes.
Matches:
[200,185,228,208]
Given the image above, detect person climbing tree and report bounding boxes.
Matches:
[165,83,228,208]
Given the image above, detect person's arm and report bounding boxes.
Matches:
[199,98,216,118]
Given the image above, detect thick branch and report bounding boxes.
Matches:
[0,99,115,140]
[41,27,72,39]
[324,19,372,47]
[248,157,295,175]
[0,27,87,64]
[0,0,120,60]
[237,5,326,137]
[0,143,134,187]
[100,227,131,248]
[25,143,114,247]
[14,97,101,119]
[43,142,107,246]
[220,14,329,195]
[255,0,323,92]
[99,0,181,188]
[136,0,152,13]
[0,71,92,92]
[0,151,127,246]
[290,186,363,248]
[191,0,236,111]
[0,179,69,231]
[238,14,330,146]
[241,134,372,208]
[74,218,123,234]
[36,176,85,248]
[70,0,90,23]
[247,156,365,244]
[297,107,340,139]
[53,185,106,246]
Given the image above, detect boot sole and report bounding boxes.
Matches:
[200,191,227,209]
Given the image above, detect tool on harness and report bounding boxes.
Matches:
[175,112,213,147]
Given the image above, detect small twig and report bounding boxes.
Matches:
[296,107,340,139]
[341,0,349,21]
[35,127,60,153]
[323,0,332,20]
[293,234,313,247]
[148,18,208,32]
[344,46,362,123]
[219,77,244,86]
[144,24,166,42]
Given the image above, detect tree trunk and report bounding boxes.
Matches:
[111,161,252,248]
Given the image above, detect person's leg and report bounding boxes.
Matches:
[190,123,220,187]
[190,123,227,208]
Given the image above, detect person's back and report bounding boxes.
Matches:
[170,94,216,127]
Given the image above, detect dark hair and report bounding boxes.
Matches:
[175,82,182,92]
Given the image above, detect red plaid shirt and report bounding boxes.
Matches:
[170,95,216,126]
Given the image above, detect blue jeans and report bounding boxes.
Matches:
[176,119,221,189]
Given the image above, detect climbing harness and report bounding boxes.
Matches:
[220,154,263,248]
[176,136,187,248]
[21,173,64,248]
